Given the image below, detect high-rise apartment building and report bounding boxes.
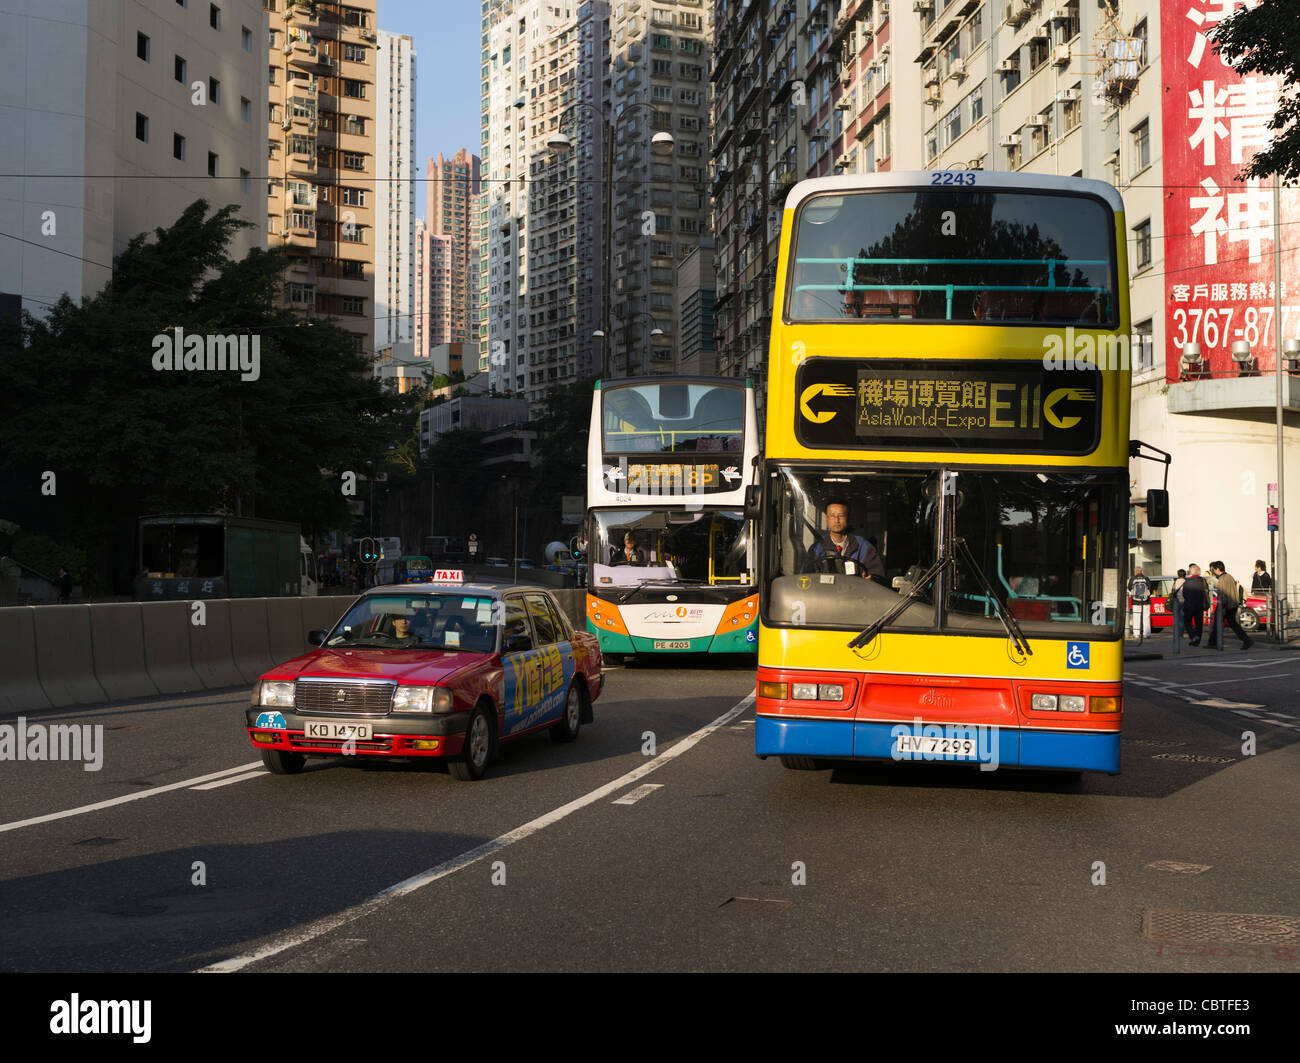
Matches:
[426,149,482,348]
[479,2,517,374]
[265,0,376,359]
[604,0,713,377]
[710,0,920,384]
[0,0,267,320]
[374,30,416,357]
[414,220,455,359]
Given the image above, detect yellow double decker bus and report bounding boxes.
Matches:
[753,171,1141,775]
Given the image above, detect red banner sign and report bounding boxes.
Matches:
[1160,1,1300,380]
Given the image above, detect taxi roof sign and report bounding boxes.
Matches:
[433,569,464,583]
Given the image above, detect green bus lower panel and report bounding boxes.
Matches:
[709,621,759,654]
[592,626,636,655]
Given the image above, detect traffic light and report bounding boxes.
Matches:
[570,536,586,561]
[359,537,379,564]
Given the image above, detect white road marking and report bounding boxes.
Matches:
[1184,658,1299,669]
[191,770,266,790]
[0,762,265,835]
[612,783,664,805]
[1184,674,1291,686]
[1190,699,1266,710]
[198,692,756,973]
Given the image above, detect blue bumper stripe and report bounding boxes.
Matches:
[755,715,854,757]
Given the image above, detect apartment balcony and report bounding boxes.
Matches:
[285,1,319,26]
[285,226,317,250]
[287,151,317,178]
[288,44,333,74]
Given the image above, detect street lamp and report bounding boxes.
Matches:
[548,104,673,382]
[616,309,664,375]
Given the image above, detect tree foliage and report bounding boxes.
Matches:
[1209,0,1300,185]
[0,200,403,588]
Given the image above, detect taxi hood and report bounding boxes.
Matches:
[267,647,487,685]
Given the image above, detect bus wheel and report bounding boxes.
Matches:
[604,653,625,666]
[780,755,821,771]
[262,749,306,775]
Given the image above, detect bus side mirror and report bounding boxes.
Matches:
[744,485,762,519]
[1146,489,1169,528]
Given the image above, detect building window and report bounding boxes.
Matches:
[342,114,365,135]
[137,32,150,61]
[342,152,366,171]
[341,225,364,243]
[240,168,251,194]
[241,96,251,122]
[241,26,252,52]
[341,187,366,206]
[970,85,984,124]
[1133,218,1152,271]
[342,78,366,99]
[268,65,276,84]
[210,4,221,30]
[173,133,186,160]
[1134,318,1154,371]
[208,77,220,104]
[1132,118,1150,174]
[342,296,364,314]
[135,113,148,142]
[207,151,218,177]
[287,283,315,306]
[175,55,187,83]
[343,43,367,63]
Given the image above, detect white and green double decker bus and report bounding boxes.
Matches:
[584,376,760,660]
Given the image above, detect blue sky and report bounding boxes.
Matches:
[379,1,483,211]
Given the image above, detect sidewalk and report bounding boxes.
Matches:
[1123,629,1300,661]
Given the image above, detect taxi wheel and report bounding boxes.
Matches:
[550,683,583,743]
[262,749,306,775]
[450,706,494,781]
[1238,608,1259,632]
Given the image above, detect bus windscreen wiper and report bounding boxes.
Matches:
[847,555,947,651]
[616,577,702,603]
[951,536,1032,657]
[846,539,1032,657]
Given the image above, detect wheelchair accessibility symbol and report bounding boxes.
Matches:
[1066,642,1089,669]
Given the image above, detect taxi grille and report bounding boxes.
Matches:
[294,678,395,716]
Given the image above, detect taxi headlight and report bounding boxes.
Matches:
[393,686,454,714]
[256,681,294,708]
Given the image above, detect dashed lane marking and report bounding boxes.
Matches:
[191,770,267,790]
[611,783,664,805]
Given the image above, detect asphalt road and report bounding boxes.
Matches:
[0,645,1296,973]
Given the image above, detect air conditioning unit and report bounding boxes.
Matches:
[1047,6,1073,19]
[879,1,890,17]
[281,118,292,129]
[1053,43,1071,65]
[950,58,966,77]
[835,97,852,111]
[359,28,376,40]
[924,86,941,105]
[1023,115,1047,127]
[913,0,931,11]
[924,68,940,86]
[837,153,854,168]
[999,133,1021,146]
[1056,87,1081,101]
[283,43,292,54]
[997,58,1019,73]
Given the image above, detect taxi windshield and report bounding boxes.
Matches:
[326,594,498,653]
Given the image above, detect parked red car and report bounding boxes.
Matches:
[246,578,603,780]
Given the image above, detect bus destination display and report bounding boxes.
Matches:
[602,459,738,494]
[795,358,1101,453]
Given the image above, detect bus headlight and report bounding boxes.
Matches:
[1060,695,1086,712]
[792,683,818,700]
[818,683,845,701]
[393,686,454,713]
[1031,693,1058,711]
[255,681,294,708]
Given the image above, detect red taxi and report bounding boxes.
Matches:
[246,574,603,780]
[1138,576,1265,632]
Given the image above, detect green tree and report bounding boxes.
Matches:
[0,200,400,590]
[1210,1,1300,184]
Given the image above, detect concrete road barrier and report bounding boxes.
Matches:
[265,597,309,667]
[0,607,51,713]
[302,596,349,637]
[140,601,202,695]
[90,603,159,702]
[229,599,277,684]
[32,605,107,708]
[186,599,244,690]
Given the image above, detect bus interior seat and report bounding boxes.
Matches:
[974,292,1040,320]
[1039,290,1101,322]
[692,387,741,435]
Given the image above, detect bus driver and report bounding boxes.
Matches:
[804,500,884,579]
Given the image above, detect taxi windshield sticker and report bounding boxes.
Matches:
[795,357,1101,454]
[445,629,461,649]
[476,601,493,623]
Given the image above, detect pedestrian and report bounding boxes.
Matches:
[1170,568,1188,639]
[1128,566,1152,637]
[1181,564,1209,646]
[56,566,72,604]
[1252,559,1272,594]
[1208,561,1254,650]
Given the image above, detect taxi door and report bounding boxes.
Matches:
[524,593,575,725]
[500,596,546,738]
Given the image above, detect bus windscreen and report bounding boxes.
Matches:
[602,382,745,455]
[786,188,1118,326]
